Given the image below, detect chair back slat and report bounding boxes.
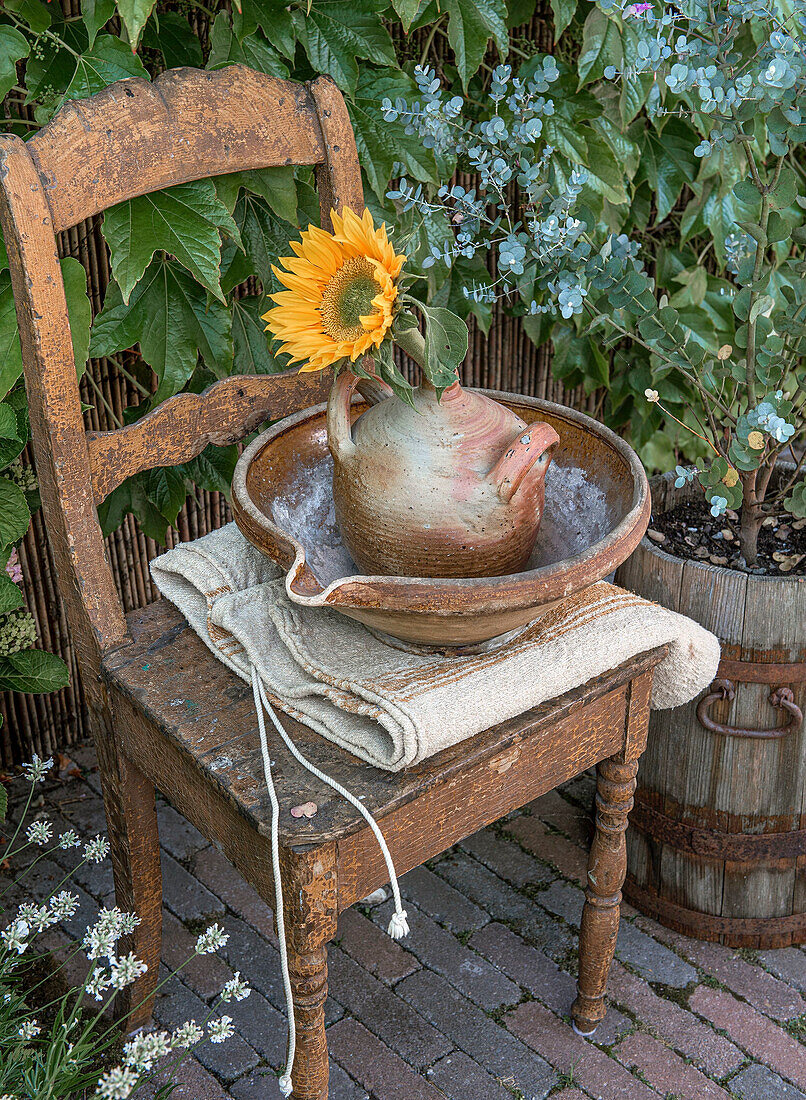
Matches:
[28,67,332,233]
[0,66,363,669]
[88,370,331,503]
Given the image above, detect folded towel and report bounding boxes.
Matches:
[150,522,720,772]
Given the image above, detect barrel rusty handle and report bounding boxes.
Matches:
[696,678,803,739]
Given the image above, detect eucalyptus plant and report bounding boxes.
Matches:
[387,0,806,567]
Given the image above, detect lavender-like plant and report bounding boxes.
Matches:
[0,756,246,1099]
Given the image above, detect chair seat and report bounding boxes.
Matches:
[103,599,662,857]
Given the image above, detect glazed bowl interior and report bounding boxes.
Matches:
[233,392,649,645]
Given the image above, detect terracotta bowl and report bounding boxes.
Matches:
[231,391,650,647]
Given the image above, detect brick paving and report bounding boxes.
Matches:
[5,741,806,1099]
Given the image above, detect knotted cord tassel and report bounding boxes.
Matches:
[387,909,410,940]
[278,1073,293,1097]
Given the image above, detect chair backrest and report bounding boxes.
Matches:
[0,66,363,697]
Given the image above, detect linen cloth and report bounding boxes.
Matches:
[150,522,720,772]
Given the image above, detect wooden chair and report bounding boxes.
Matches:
[0,66,667,1099]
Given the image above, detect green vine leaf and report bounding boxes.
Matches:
[0,403,19,441]
[90,257,233,405]
[232,297,279,374]
[0,648,70,694]
[208,15,289,78]
[389,0,423,33]
[61,257,93,379]
[63,35,149,103]
[637,119,696,223]
[5,0,51,34]
[140,465,187,525]
[81,0,116,48]
[0,26,30,103]
[184,445,238,495]
[550,0,577,41]
[0,477,30,548]
[114,0,157,48]
[293,0,397,96]
[577,5,621,87]
[0,259,91,399]
[232,0,296,57]
[443,0,508,90]
[234,192,292,289]
[0,573,24,615]
[0,274,23,402]
[102,180,241,304]
[142,12,203,68]
[215,167,297,224]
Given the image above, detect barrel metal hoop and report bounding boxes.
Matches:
[630,800,806,861]
[624,879,806,943]
[717,656,806,684]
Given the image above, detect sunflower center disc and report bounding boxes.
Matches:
[320,257,379,341]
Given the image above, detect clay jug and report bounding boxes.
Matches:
[326,370,559,578]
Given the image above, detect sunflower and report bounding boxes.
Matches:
[263,207,406,372]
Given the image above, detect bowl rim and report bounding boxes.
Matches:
[231,389,650,614]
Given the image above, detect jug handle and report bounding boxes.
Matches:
[327,368,392,464]
[490,421,560,503]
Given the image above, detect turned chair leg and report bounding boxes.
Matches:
[280,844,338,1100]
[94,720,162,1031]
[288,941,330,1100]
[571,756,638,1035]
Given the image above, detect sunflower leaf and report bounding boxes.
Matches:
[420,304,468,393]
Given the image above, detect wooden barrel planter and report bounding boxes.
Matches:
[615,473,806,948]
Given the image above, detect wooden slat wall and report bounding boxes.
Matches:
[0,2,595,766]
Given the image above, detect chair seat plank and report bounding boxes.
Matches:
[104,598,667,853]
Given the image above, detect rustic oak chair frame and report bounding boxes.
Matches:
[0,65,666,1099]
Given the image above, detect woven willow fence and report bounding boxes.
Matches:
[0,1,595,767]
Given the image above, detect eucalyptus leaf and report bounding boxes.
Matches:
[749,294,774,324]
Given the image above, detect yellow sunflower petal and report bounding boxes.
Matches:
[265,207,406,372]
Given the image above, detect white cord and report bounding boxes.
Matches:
[251,667,295,1098]
[250,666,410,1096]
[255,675,409,939]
